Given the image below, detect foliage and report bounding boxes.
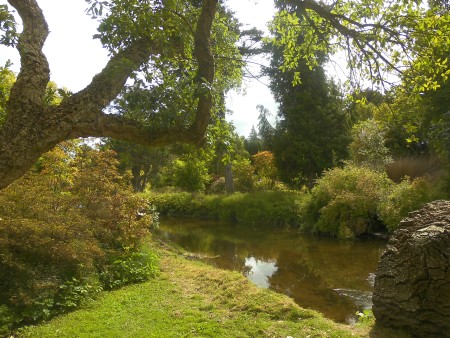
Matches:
[244,126,263,156]
[0,4,18,46]
[264,38,350,186]
[160,154,211,193]
[429,111,450,164]
[378,177,447,232]
[349,119,393,171]
[0,0,244,191]
[100,250,159,290]
[146,192,199,217]
[256,104,275,149]
[102,139,171,192]
[95,0,242,131]
[232,158,255,192]
[297,165,393,239]
[356,309,375,327]
[147,191,301,227]
[252,151,278,189]
[372,93,427,157]
[268,0,450,91]
[208,176,226,194]
[385,156,444,183]
[0,143,159,333]
[0,65,15,126]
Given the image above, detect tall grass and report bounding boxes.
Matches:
[385,155,444,182]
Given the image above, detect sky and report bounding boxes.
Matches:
[0,0,279,137]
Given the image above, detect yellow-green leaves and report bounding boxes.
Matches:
[268,0,450,91]
[0,4,17,46]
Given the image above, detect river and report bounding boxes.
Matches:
[156,218,387,324]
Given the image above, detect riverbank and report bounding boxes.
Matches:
[17,240,372,338]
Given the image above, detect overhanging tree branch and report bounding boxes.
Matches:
[0,0,218,190]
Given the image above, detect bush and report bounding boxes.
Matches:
[147,192,208,217]
[147,191,301,227]
[208,176,226,194]
[159,156,210,192]
[0,217,103,323]
[100,250,159,290]
[218,192,299,226]
[378,177,446,232]
[232,159,255,192]
[0,143,159,333]
[297,165,393,239]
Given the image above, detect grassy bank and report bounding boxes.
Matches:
[146,191,301,227]
[146,164,449,239]
[17,241,369,338]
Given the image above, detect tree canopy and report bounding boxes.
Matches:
[0,0,449,189]
[269,0,450,91]
[0,0,241,189]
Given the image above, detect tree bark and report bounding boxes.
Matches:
[225,163,234,194]
[0,0,217,190]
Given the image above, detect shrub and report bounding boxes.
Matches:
[160,156,210,192]
[147,192,208,217]
[216,192,299,226]
[378,177,445,232]
[147,191,301,227]
[232,159,255,192]
[0,143,158,333]
[208,176,226,194]
[100,250,159,290]
[297,165,393,239]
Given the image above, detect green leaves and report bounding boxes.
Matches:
[268,0,449,90]
[0,65,15,126]
[0,5,18,46]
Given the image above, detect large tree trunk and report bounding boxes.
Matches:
[0,0,217,190]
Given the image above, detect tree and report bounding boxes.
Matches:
[252,151,278,189]
[244,126,263,156]
[265,29,350,185]
[102,139,171,192]
[1,0,448,189]
[349,119,393,171]
[256,104,275,149]
[270,0,450,91]
[0,0,238,190]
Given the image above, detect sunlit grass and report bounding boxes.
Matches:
[18,244,363,338]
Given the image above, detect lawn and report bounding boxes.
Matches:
[17,241,391,337]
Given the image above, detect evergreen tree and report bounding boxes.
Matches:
[244,125,263,156]
[265,36,350,186]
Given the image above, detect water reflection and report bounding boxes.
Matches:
[244,257,278,289]
[157,218,386,323]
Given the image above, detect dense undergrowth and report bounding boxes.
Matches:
[146,190,300,226]
[148,164,449,239]
[0,144,159,335]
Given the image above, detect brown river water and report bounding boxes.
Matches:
[157,218,387,324]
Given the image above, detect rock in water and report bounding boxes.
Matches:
[372,200,450,337]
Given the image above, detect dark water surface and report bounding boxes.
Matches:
[157,218,387,324]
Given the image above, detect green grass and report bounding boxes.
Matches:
[17,243,365,338]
